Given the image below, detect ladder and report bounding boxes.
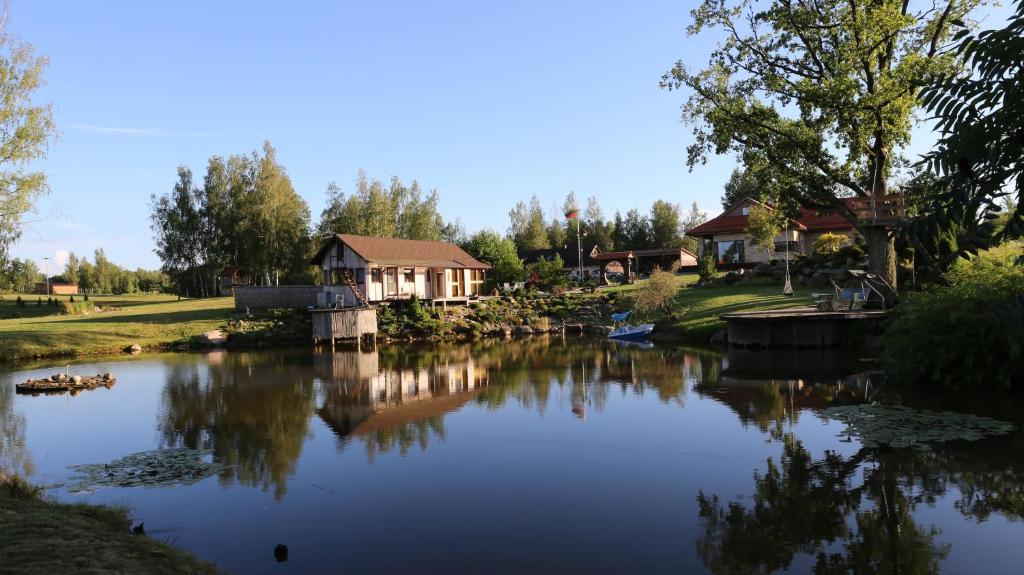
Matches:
[342,269,367,306]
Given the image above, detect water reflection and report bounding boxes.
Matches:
[0,374,33,478]
[159,351,317,500]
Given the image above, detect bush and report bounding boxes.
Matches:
[884,243,1024,390]
[697,249,717,285]
[813,232,848,257]
[60,300,96,316]
[633,268,680,318]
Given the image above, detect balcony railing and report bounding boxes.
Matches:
[850,196,905,225]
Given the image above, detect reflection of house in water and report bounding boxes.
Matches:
[315,350,489,450]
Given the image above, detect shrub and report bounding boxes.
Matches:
[813,232,848,257]
[697,248,717,286]
[633,268,680,318]
[60,300,96,316]
[884,242,1024,390]
[527,255,569,291]
[16,296,23,307]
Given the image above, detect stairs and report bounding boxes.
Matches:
[342,269,367,306]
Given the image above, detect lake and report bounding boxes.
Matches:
[3,338,1023,574]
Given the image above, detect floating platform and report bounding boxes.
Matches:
[721,307,888,348]
[17,372,117,395]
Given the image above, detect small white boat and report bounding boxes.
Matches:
[607,311,654,341]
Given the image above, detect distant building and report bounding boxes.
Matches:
[686,196,856,268]
[518,245,602,280]
[219,266,250,296]
[35,282,78,295]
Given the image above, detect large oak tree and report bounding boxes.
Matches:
[662,0,983,287]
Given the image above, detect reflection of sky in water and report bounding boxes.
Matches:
[2,341,1023,574]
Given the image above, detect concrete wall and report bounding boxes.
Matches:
[234,286,322,310]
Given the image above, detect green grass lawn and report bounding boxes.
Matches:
[0,293,234,362]
[1,475,220,574]
[603,272,814,341]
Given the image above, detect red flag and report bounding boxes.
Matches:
[564,209,578,219]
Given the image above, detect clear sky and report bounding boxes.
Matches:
[7,0,1012,272]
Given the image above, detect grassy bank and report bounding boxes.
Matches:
[608,273,814,343]
[0,475,219,574]
[0,294,233,362]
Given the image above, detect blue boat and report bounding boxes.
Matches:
[607,311,654,341]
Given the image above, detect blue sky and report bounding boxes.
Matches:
[8,1,1012,272]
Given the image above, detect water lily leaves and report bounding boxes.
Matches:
[66,448,224,492]
[821,405,1015,449]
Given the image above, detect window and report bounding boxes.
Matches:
[741,207,750,216]
[404,268,415,284]
[774,241,800,254]
[370,268,381,282]
[356,269,366,284]
[469,269,485,295]
[715,240,745,265]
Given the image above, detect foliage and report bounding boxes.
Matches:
[813,232,848,257]
[60,300,95,316]
[649,200,683,248]
[463,229,524,286]
[376,297,447,337]
[527,255,568,290]
[697,246,717,285]
[661,0,983,287]
[151,142,312,297]
[908,0,1024,270]
[612,208,652,250]
[508,195,551,251]
[0,473,42,501]
[680,201,708,252]
[884,243,1024,390]
[633,268,681,317]
[0,258,42,293]
[0,34,56,269]
[315,171,446,242]
[745,204,786,260]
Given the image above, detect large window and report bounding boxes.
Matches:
[404,268,415,284]
[715,240,745,265]
[469,269,485,295]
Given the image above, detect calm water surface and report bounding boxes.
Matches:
[2,339,1023,574]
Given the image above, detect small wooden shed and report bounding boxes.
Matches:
[311,308,378,348]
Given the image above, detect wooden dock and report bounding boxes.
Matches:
[721,307,888,348]
[311,307,378,349]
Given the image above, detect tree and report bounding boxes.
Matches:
[508,195,551,251]
[547,214,567,248]
[633,268,680,318]
[680,201,708,252]
[617,208,652,250]
[582,196,613,251]
[63,252,80,285]
[746,204,787,261]
[662,0,982,288]
[650,200,683,248]
[151,167,206,296]
[0,34,56,268]
[463,230,524,286]
[0,257,41,293]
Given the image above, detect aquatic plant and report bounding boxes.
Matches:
[66,448,224,492]
[821,405,1015,449]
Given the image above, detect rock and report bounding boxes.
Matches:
[709,330,729,345]
[753,262,771,274]
[830,269,852,283]
[126,343,142,354]
[197,329,227,347]
[807,271,832,289]
[772,269,786,280]
[72,375,82,384]
[512,325,534,336]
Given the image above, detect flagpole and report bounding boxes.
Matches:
[577,216,583,282]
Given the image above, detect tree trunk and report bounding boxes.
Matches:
[863,225,897,289]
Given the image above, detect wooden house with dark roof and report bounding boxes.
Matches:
[311,234,491,305]
[686,197,856,267]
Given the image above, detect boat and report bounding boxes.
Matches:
[607,311,654,342]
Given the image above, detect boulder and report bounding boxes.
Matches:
[71,375,82,384]
[709,330,729,346]
[512,325,534,336]
[807,271,832,289]
[753,262,771,274]
[126,343,142,354]
[772,269,786,280]
[197,329,227,347]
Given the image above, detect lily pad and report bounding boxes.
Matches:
[66,448,224,492]
[821,405,1015,449]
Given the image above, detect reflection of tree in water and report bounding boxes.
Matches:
[697,428,1024,574]
[159,352,316,500]
[0,376,33,478]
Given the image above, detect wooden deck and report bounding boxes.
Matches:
[721,307,889,348]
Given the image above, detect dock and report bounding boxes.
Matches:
[720,307,888,348]
[311,307,378,349]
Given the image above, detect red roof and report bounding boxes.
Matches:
[220,266,244,277]
[687,198,855,237]
[592,250,634,261]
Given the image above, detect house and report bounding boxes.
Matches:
[35,282,78,295]
[518,245,603,280]
[686,197,856,267]
[310,234,491,305]
[218,266,250,296]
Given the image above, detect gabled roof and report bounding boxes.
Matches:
[686,196,856,237]
[220,266,244,277]
[312,234,490,269]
